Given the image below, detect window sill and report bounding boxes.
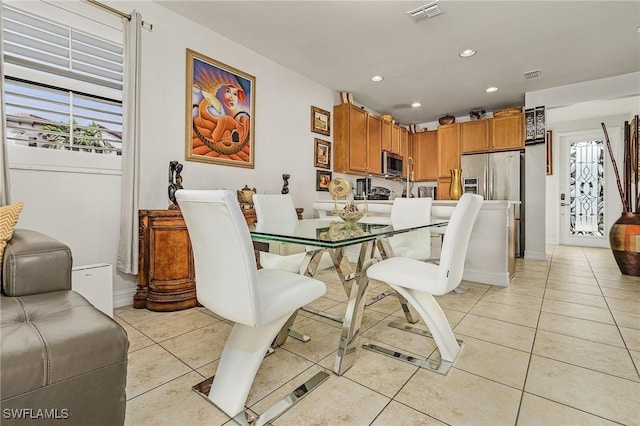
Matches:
[8,145,122,176]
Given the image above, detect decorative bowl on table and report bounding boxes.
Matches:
[325,220,368,241]
[332,206,367,224]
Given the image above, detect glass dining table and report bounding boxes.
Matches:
[249,217,448,376]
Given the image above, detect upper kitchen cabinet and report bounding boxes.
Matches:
[411,130,438,181]
[366,114,383,175]
[461,119,490,153]
[400,127,409,173]
[437,123,461,178]
[333,103,368,174]
[400,127,409,157]
[460,114,524,154]
[381,119,392,152]
[491,113,524,151]
[391,123,401,154]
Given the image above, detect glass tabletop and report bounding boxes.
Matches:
[249,218,448,249]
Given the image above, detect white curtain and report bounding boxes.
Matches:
[0,6,12,206]
[117,11,142,274]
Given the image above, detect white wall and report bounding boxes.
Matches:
[526,72,640,256]
[8,0,338,305]
[126,1,335,210]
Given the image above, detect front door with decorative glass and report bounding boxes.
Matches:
[559,130,608,248]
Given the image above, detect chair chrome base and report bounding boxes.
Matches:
[362,343,457,375]
[301,306,343,323]
[361,321,463,375]
[387,321,464,345]
[193,371,330,426]
[364,290,394,307]
[287,329,311,342]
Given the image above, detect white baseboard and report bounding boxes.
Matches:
[463,268,510,287]
[113,288,136,309]
[525,250,548,261]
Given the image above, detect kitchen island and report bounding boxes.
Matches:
[312,199,519,286]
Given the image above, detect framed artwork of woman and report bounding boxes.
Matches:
[185,49,255,168]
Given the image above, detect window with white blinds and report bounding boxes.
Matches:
[2,4,123,156]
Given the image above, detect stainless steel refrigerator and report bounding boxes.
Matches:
[461,151,525,256]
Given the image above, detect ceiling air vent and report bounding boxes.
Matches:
[524,69,542,80]
[407,1,445,24]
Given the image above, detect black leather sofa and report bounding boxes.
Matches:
[0,230,128,425]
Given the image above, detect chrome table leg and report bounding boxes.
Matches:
[333,240,374,375]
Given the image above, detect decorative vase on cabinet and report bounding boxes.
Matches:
[610,212,640,277]
[449,168,463,200]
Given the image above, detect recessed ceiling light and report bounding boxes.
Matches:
[486,86,498,93]
[459,49,476,58]
[411,102,421,108]
[371,75,384,82]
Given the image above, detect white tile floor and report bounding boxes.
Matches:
[116,245,640,425]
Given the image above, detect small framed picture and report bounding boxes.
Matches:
[524,108,536,143]
[311,106,330,136]
[314,138,331,169]
[316,170,332,191]
[535,106,546,141]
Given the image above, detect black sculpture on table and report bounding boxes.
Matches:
[282,174,290,194]
[168,161,184,209]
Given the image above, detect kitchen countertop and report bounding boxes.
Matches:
[312,198,518,286]
[316,199,520,205]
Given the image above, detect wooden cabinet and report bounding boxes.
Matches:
[437,123,461,178]
[391,123,401,154]
[491,113,524,151]
[400,127,409,174]
[459,114,524,153]
[437,124,461,200]
[135,209,197,311]
[381,119,392,152]
[437,177,452,200]
[366,114,382,175]
[411,130,438,181]
[334,103,387,175]
[461,120,490,153]
[400,127,409,158]
[333,103,368,173]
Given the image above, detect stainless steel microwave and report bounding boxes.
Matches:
[382,151,403,176]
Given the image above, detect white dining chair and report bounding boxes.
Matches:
[363,197,432,307]
[253,194,335,274]
[364,193,483,374]
[387,197,433,260]
[175,189,329,424]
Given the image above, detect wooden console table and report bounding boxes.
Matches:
[135,209,197,311]
[134,206,304,311]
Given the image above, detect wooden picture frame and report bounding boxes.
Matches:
[311,106,330,136]
[314,138,331,169]
[546,130,553,175]
[316,170,332,191]
[185,48,255,168]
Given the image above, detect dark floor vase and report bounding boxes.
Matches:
[610,212,640,277]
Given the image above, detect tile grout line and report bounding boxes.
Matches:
[513,246,553,426]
